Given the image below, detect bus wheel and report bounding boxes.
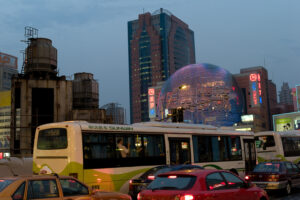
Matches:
[229,168,238,175]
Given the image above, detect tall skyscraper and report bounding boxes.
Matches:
[128,8,196,123]
[279,82,293,105]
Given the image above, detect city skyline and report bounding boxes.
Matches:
[1,0,300,123]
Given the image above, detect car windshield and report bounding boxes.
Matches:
[0,179,15,192]
[147,175,196,190]
[253,163,281,172]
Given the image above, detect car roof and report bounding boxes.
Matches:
[170,164,203,170]
[260,161,291,164]
[157,169,227,178]
[0,174,73,181]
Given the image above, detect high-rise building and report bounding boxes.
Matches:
[101,103,126,124]
[0,52,18,91]
[234,66,277,131]
[128,8,196,123]
[279,82,293,105]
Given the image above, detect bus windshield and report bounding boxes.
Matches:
[37,128,67,150]
[255,136,275,151]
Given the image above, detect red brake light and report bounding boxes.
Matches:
[181,195,194,200]
[265,163,272,165]
[245,175,250,180]
[129,179,132,184]
[148,175,155,180]
[137,193,141,200]
[168,175,177,179]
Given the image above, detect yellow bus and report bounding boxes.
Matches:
[33,121,255,193]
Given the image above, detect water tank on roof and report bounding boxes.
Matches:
[24,38,57,75]
[73,72,99,109]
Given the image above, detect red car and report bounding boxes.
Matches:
[138,169,269,200]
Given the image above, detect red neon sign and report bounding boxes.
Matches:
[149,96,154,103]
[149,102,155,109]
[148,88,155,95]
[249,74,257,82]
[253,91,257,105]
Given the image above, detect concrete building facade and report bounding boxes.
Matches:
[10,38,73,156]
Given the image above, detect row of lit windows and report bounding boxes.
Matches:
[0,112,10,116]
[0,119,10,123]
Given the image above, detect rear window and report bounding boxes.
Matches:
[147,175,196,190]
[0,179,14,192]
[253,163,282,172]
[37,128,67,149]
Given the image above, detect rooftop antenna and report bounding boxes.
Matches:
[20,26,38,74]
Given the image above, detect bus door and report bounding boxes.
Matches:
[243,139,256,172]
[168,137,191,165]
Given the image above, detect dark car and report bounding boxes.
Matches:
[138,169,269,200]
[245,161,300,195]
[129,164,203,199]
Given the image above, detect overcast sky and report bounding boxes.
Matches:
[1,0,299,123]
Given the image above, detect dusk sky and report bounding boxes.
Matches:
[1,0,299,123]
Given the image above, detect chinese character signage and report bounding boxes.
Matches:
[249,73,262,107]
[148,88,156,119]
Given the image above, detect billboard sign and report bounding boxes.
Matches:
[275,118,293,132]
[0,52,17,69]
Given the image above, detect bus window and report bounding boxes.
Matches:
[37,128,67,150]
[255,136,275,151]
[193,136,242,162]
[82,132,166,168]
[83,133,115,160]
[281,137,300,157]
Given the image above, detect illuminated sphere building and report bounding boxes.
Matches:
[157,63,244,126]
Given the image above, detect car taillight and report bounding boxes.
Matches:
[175,194,194,200]
[147,175,155,180]
[268,174,280,182]
[137,193,141,200]
[245,175,250,181]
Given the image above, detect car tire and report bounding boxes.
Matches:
[285,182,292,195]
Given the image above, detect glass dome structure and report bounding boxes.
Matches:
[157,63,244,126]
